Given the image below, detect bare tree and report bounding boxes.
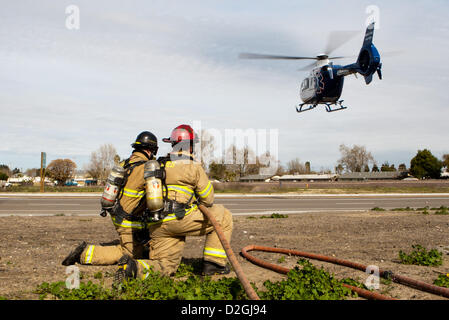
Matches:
[47,159,77,185]
[195,130,216,172]
[443,154,449,169]
[337,144,375,173]
[224,144,261,178]
[258,150,279,176]
[25,168,40,177]
[286,158,306,174]
[86,144,118,184]
[274,162,286,176]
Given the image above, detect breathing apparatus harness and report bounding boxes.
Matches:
[100,151,197,229]
[99,151,149,223]
[146,154,197,222]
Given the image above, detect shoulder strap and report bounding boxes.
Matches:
[117,159,147,202]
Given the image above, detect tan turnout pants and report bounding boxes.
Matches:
[79,219,148,265]
[135,204,233,278]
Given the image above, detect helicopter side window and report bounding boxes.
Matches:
[303,78,309,89]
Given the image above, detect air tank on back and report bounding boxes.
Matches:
[144,160,164,213]
[100,165,125,211]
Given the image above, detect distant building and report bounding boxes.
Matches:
[7,176,33,186]
[279,174,337,182]
[337,171,408,181]
[73,173,98,186]
[239,174,274,182]
[33,177,54,186]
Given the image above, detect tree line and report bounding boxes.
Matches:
[0,144,119,186]
[334,144,447,179]
[1,143,449,185]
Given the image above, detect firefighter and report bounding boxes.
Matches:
[62,131,159,266]
[114,124,233,284]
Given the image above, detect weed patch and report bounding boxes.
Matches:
[392,207,413,211]
[260,213,289,219]
[433,274,449,288]
[398,244,443,266]
[257,259,356,300]
[434,206,449,215]
[35,259,358,300]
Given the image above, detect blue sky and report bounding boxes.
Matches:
[1,1,448,172]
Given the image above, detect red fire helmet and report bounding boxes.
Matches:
[162,124,199,144]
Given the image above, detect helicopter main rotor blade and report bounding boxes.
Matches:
[324,30,360,56]
[239,52,318,60]
[297,61,317,71]
[328,55,357,60]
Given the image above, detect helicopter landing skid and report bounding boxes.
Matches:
[324,100,347,112]
[295,103,317,113]
[296,100,347,113]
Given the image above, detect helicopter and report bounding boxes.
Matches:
[239,22,382,113]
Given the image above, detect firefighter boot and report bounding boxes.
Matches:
[202,260,231,276]
[114,254,138,286]
[62,241,87,266]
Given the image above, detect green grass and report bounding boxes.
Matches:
[391,206,413,211]
[434,206,449,215]
[2,183,449,194]
[371,206,449,215]
[260,213,289,219]
[247,213,289,219]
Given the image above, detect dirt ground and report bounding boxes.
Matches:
[0,209,448,300]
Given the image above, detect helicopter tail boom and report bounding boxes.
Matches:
[338,22,382,84]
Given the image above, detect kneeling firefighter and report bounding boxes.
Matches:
[114,124,233,283]
[62,131,159,266]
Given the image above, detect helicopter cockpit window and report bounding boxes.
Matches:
[310,78,315,88]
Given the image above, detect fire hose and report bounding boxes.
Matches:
[200,202,384,300]
[241,245,449,300]
[241,245,393,300]
[199,204,449,300]
[198,204,260,300]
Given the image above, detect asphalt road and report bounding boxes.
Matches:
[1,193,449,216]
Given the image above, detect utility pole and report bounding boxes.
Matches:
[40,152,46,193]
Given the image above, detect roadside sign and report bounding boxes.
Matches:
[40,152,46,193]
[42,152,46,169]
